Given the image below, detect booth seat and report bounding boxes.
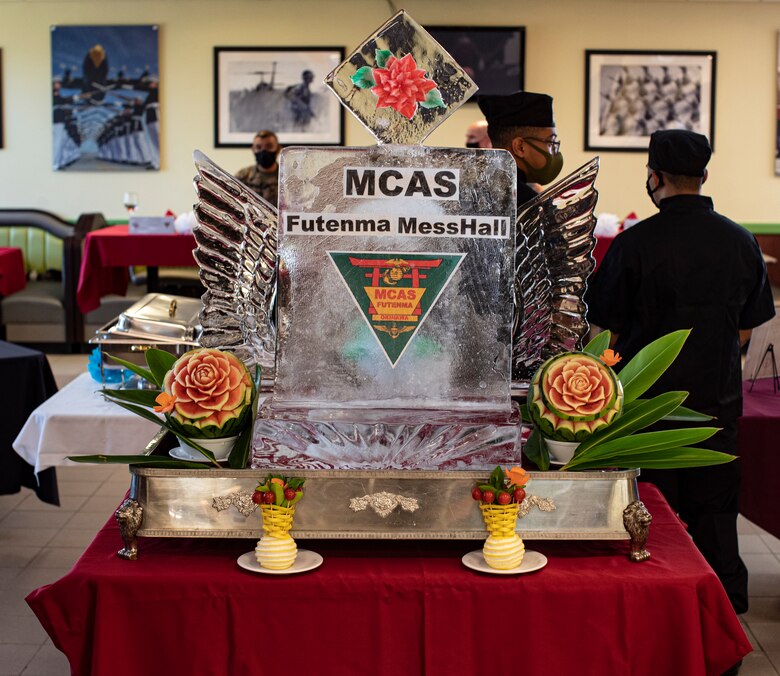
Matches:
[0,209,107,349]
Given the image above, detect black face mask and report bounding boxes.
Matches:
[255,150,277,169]
[645,172,664,207]
[465,141,480,149]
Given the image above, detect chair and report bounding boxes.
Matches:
[0,209,107,350]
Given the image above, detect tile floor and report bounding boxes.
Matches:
[0,354,778,675]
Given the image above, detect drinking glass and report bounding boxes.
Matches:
[123,191,139,215]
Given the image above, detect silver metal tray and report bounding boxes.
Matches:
[114,293,202,342]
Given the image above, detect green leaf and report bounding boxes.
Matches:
[617,330,689,403]
[575,391,688,456]
[105,353,155,384]
[67,454,207,469]
[522,427,550,470]
[351,66,376,89]
[145,349,177,388]
[519,404,531,424]
[420,88,446,109]
[287,478,305,490]
[478,484,495,494]
[565,427,719,469]
[489,466,505,489]
[563,447,734,470]
[583,330,611,356]
[270,482,284,505]
[101,388,161,408]
[105,398,167,427]
[623,399,714,422]
[375,49,392,68]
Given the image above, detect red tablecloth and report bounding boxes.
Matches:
[26,485,748,676]
[739,378,780,538]
[593,234,616,272]
[0,246,26,297]
[76,225,196,313]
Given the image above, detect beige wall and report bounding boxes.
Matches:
[0,0,778,226]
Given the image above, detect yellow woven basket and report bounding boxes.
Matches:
[479,503,520,538]
[260,504,296,538]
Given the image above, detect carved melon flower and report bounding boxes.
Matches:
[351,50,446,120]
[163,348,253,431]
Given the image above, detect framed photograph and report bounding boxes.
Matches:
[426,26,525,98]
[51,25,160,171]
[214,47,345,147]
[585,50,716,152]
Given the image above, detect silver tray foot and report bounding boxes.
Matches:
[115,498,144,560]
[623,500,652,562]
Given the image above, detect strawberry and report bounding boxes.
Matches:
[262,491,276,504]
[513,488,526,504]
[284,489,296,501]
[251,491,265,505]
[471,487,482,501]
[482,490,495,504]
[497,491,511,505]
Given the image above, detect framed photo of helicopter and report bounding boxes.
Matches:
[214,46,345,148]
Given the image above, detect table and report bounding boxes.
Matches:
[593,234,615,272]
[13,372,161,474]
[0,246,26,297]
[76,225,196,314]
[738,378,780,538]
[0,341,58,505]
[26,485,749,676]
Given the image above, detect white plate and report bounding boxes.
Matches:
[169,446,214,463]
[462,549,548,575]
[548,459,566,467]
[237,549,323,575]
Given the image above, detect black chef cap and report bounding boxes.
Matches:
[648,129,711,177]
[477,91,555,128]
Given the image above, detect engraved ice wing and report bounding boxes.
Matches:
[512,158,600,386]
[192,150,278,373]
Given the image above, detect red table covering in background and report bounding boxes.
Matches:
[739,378,780,538]
[593,234,616,272]
[0,247,26,297]
[76,225,196,314]
[26,485,749,676]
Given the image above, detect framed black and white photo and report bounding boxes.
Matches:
[214,46,345,147]
[425,26,525,98]
[585,50,716,152]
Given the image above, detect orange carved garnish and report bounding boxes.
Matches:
[153,392,177,413]
[599,349,622,367]
[505,466,530,488]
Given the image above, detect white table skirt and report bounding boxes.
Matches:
[13,372,161,474]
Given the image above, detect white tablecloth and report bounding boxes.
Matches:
[13,372,161,474]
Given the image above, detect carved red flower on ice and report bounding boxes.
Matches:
[371,53,437,120]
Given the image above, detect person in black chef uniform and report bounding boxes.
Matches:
[477,91,563,207]
[585,130,775,629]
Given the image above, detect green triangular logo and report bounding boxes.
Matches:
[329,251,465,366]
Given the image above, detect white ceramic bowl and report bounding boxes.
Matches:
[545,439,579,464]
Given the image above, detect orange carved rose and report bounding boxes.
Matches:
[162,349,252,430]
[544,355,613,419]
